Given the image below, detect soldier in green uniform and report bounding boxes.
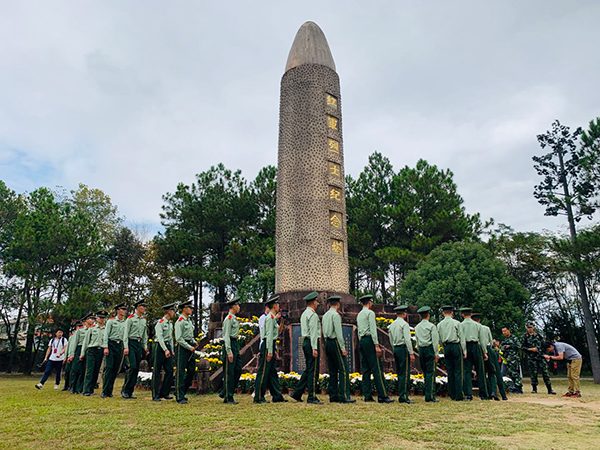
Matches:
[174,300,198,404]
[82,311,107,396]
[101,303,127,398]
[152,303,176,401]
[459,307,489,400]
[437,306,466,401]
[122,300,149,399]
[357,295,393,403]
[500,326,523,393]
[389,305,414,404]
[254,296,287,403]
[62,323,80,392]
[414,306,440,402]
[472,313,507,401]
[221,298,242,404]
[522,323,555,394]
[291,292,323,404]
[69,314,94,394]
[322,296,355,404]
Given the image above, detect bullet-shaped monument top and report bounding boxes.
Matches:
[275,22,349,296]
[285,21,336,73]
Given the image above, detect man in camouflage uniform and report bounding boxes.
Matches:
[501,326,523,393]
[522,323,555,395]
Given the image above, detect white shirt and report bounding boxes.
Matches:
[49,337,68,361]
[258,313,267,339]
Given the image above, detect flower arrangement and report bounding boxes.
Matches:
[136,371,152,389]
[375,317,394,331]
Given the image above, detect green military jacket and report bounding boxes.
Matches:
[357,308,379,345]
[415,319,439,356]
[65,331,77,358]
[103,316,126,347]
[459,318,487,354]
[437,316,466,357]
[175,314,195,350]
[73,326,89,348]
[123,313,148,350]
[480,324,493,348]
[263,312,278,353]
[300,307,321,351]
[388,317,413,354]
[81,323,105,355]
[501,334,521,357]
[222,313,240,355]
[522,331,545,360]
[322,308,345,352]
[155,316,174,352]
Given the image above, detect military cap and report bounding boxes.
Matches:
[114,303,127,311]
[359,294,374,304]
[441,305,455,312]
[179,300,194,310]
[526,322,535,328]
[304,291,318,301]
[96,310,109,319]
[394,305,408,312]
[133,299,147,308]
[458,307,472,314]
[162,302,177,311]
[84,313,96,321]
[265,296,280,308]
[327,295,342,303]
[471,312,481,319]
[417,306,431,314]
[225,298,240,307]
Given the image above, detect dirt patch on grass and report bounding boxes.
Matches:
[510,396,600,412]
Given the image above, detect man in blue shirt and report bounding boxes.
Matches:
[544,342,583,398]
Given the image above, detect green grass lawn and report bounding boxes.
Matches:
[1,375,599,450]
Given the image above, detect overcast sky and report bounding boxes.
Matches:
[1,1,599,236]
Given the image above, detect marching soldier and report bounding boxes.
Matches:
[101,303,127,398]
[357,295,393,403]
[291,292,323,404]
[459,307,489,400]
[472,313,507,401]
[82,311,107,396]
[437,306,466,401]
[221,298,243,404]
[322,296,355,404]
[389,305,414,404]
[522,322,555,395]
[174,300,198,404]
[152,303,176,401]
[254,296,287,403]
[500,326,523,394]
[122,300,149,399]
[414,306,440,403]
[62,323,79,391]
[69,314,94,394]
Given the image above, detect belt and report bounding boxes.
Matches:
[443,341,459,345]
[467,341,478,344]
[109,339,122,344]
[129,337,141,342]
[325,337,337,341]
[394,344,407,348]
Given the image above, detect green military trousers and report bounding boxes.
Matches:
[83,347,104,394]
[291,338,320,402]
[175,344,196,402]
[463,342,489,399]
[485,346,506,399]
[102,339,123,397]
[152,343,174,400]
[221,338,242,402]
[443,342,464,400]
[419,345,436,401]
[393,344,411,402]
[122,339,143,396]
[527,357,552,389]
[62,361,71,391]
[324,338,352,402]
[359,336,388,401]
[254,340,284,403]
[71,345,86,394]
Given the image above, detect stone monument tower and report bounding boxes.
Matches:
[275,21,350,300]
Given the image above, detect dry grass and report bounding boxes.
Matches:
[1,375,599,449]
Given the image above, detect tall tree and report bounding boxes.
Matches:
[533,119,600,383]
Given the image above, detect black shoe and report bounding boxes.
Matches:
[121,392,129,399]
[307,399,324,404]
[548,388,556,395]
[177,399,188,404]
[531,387,537,394]
[101,393,107,398]
[290,393,303,402]
[152,398,161,402]
[218,392,224,399]
[502,396,508,401]
[464,396,473,401]
[61,388,69,391]
[69,389,75,394]
[108,394,114,398]
[83,393,92,397]
[379,398,394,403]
[224,400,239,405]
[129,395,137,399]
[272,398,288,403]
[340,398,356,403]
[480,396,490,401]
[426,399,440,403]
[515,388,523,394]
[491,395,500,401]
[254,399,270,404]
[364,397,375,402]
[161,395,173,400]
